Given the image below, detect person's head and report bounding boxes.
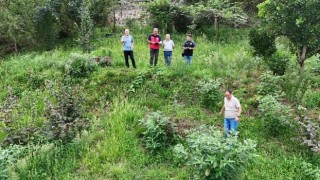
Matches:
[165,34,170,40]
[186,34,192,41]
[224,90,232,100]
[124,29,130,36]
[153,28,159,35]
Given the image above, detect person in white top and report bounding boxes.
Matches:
[162,34,175,66]
[219,90,242,135]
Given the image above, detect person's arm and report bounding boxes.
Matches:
[131,37,134,49]
[182,42,187,49]
[121,36,124,43]
[219,105,225,116]
[158,36,162,45]
[236,106,242,121]
[147,35,154,44]
[190,41,196,50]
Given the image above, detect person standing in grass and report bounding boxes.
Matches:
[148,28,162,66]
[121,29,136,68]
[219,90,242,135]
[182,34,196,64]
[162,34,175,66]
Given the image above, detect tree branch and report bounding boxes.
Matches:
[308,46,320,58]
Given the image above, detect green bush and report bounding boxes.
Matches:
[0,145,27,179]
[44,81,89,143]
[249,28,276,58]
[139,111,177,154]
[0,88,39,146]
[258,95,293,136]
[173,125,257,179]
[196,78,222,110]
[64,53,97,78]
[147,0,192,33]
[257,72,284,98]
[265,52,289,76]
[302,90,320,108]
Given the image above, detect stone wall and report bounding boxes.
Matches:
[113,1,148,26]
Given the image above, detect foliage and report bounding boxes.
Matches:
[34,1,58,51]
[258,0,320,68]
[249,28,276,58]
[302,90,320,109]
[300,162,320,179]
[190,0,248,30]
[173,125,257,179]
[79,0,94,53]
[146,0,192,33]
[0,88,39,146]
[258,95,293,137]
[265,51,289,76]
[195,78,222,110]
[0,0,40,53]
[296,106,320,153]
[0,145,27,179]
[139,112,177,154]
[44,81,89,143]
[257,71,283,97]
[128,73,145,93]
[64,53,97,78]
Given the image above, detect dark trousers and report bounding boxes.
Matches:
[150,49,159,66]
[124,51,136,68]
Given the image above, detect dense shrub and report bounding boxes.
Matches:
[173,125,257,179]
[265,51,289,76]
[0,88,38,146]
[257,72,284,98]
[0,145,27,179]
[44,81,89,143]
[249,28,276,58]
[147,0,192,33]
[139,111,177,153]
[196,78,222,110]
[302,90,320,109]
[34,2,58,51]
[258,95,293,136]
[64,53,97,78]
[78,0,93,53]
[296,106,320,153]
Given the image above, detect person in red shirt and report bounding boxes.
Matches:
[147,28,162,66]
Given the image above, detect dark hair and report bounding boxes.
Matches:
[186,34,192,37]
[225,90,232,94]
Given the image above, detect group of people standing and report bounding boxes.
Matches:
[121,28,242,136]
[121,28,196,68]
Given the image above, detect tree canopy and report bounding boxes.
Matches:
[258,0,320,68]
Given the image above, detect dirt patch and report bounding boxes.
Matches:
[175,119,200,137]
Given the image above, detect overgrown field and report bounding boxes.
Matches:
[1,27,320,179]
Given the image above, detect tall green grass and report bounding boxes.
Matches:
[1,27,320,179]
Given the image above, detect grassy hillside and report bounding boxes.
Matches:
[1,27,320,179]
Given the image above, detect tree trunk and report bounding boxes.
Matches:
[13,37,17,53]
[297,45,307,74]
[113,9,116,33]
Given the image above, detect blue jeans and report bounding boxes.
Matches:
[184,55,193,64]
[224,118,238,135]
[164,51,172,66]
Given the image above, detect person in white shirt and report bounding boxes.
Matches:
[219,90,242,136]
[162,34,175,66]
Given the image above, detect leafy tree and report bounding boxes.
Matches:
[191,0,248,30]
[0,0,41,53]
[258,0,320,70]
[147,0,192,33]
[78,0,94,53]
[34,2,59,50]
